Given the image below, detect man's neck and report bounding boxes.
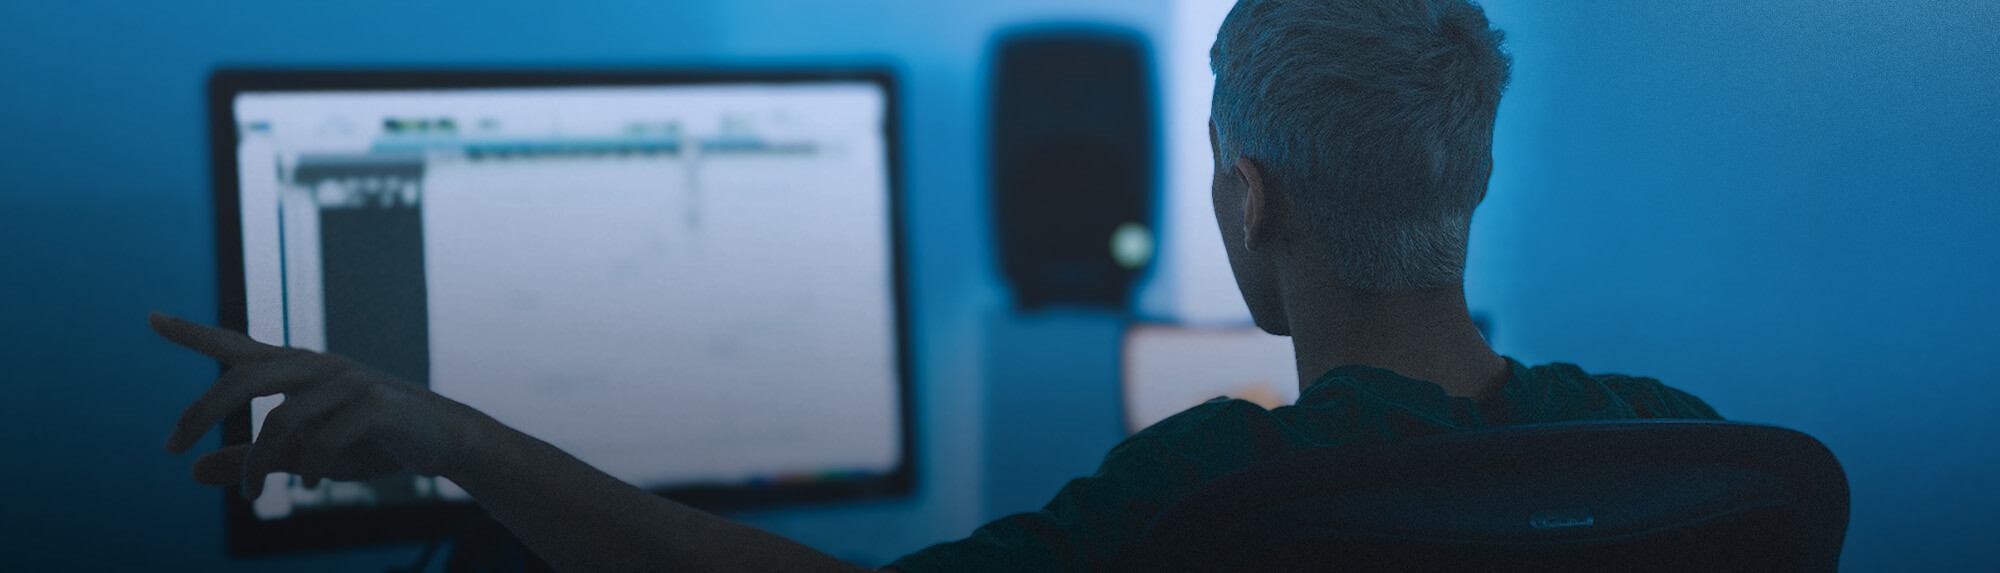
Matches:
[1282,285,1508,399]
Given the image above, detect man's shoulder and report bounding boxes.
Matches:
[1118,397,1269,454]
[1529,361,1724,421]
[1100,396,1304,482]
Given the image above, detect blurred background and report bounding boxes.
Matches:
[2,0,1995,570]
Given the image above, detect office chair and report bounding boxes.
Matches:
[1116,420,1849,572]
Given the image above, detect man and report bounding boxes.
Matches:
[153,0,1719,571]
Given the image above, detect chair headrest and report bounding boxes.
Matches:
[1118,420,1849,573]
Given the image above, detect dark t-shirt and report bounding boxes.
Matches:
[887,356,1723,572]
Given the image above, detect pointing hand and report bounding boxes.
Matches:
[151,312,486,499]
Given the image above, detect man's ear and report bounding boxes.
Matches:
[1234,156,1282,251]
[1476,159,1493,205]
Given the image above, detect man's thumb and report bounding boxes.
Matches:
[191,444,251,487]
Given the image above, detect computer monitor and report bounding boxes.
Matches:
[207,68,913,555]
[1121,323,1297,433]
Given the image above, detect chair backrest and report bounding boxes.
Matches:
[1115,420,1849,573]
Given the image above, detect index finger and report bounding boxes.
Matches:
[149,312,291,364]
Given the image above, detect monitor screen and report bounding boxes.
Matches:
[1121,323,1297,433]
[209,69,911,554]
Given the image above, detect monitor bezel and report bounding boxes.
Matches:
[206,67,916,557]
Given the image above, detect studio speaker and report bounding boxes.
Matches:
[990,25,1157,310]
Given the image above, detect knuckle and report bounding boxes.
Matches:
[359,383,395,408]
[318,352,357,370]
[320,354,365,384]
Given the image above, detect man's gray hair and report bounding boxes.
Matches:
[1211,0,1511,292]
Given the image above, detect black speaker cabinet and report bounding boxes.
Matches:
[991,25,1157,310]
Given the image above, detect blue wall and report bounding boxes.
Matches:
[2,0,1995,570]
[1474,1,2000,569]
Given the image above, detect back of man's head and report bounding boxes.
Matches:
[1211,0,1511,293]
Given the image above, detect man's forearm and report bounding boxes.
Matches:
[441,412,870,572]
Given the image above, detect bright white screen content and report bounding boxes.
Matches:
[232,83,901,520]
[1122,324,1298,433]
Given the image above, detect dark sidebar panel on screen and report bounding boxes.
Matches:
[293,155,431,506]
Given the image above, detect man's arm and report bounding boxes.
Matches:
[150,312,869,573]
